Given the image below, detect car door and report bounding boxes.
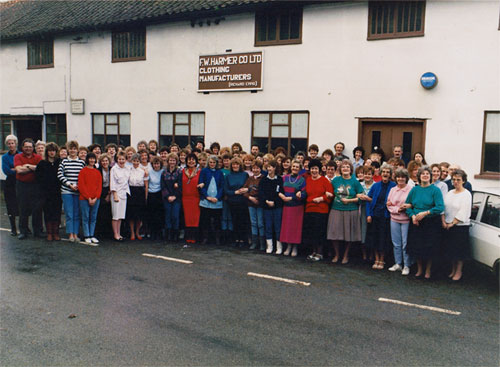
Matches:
[470,192,500,269]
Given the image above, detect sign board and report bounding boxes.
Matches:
[71,99,85,114]
[198,51,263,92]
[420,72,438,90]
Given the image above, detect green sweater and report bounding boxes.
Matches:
[405,185,444,217]
[331,175,364,211]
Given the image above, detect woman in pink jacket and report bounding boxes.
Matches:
[386,168,413,275]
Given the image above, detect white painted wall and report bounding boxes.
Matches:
[1,0,499,188]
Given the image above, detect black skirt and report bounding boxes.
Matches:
[407,215,442,260]
[126,186,146,221]
[146,191,164,232]
[445,225,470,261]
[366,216,391,252]
[302,212,328,246]
[96,186,112,236]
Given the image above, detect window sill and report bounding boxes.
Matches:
[28,64,54,69]
[112,57,146,63]
[474,173,500,180]
[367,33,424,41]
[254,39,301,47]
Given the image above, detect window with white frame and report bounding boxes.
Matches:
[92,113,131,147]
[252,111,309,156]
[158,112,205,149]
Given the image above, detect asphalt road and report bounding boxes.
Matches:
[1,219,498,366]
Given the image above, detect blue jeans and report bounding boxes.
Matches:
[221,202,233,231]
[263,207,282,240]
[62,194,80,234]
[164,200,181,229]
[248,206,264,237]
[80,199,100,238]
[390,220,411,267]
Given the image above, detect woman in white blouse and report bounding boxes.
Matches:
[127,153,149,240]
[110,152,130,241]
[442,169,472,281]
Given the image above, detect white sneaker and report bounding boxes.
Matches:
[84,238,92,244]
[388,264,402,272]
[266,239,273,254]
[90,237,99,244]
[402,266,410,276]
[275,241,283,255]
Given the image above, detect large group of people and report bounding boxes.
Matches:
[2,136,472,281]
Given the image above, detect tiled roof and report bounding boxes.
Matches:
[0,0,282,41]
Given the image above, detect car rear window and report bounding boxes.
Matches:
[481,194,500,228]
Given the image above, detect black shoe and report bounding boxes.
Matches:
[34,232,46,238]
[10,230,17,237]
[18,233,28,240]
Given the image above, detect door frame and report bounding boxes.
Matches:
[357,117,427,157]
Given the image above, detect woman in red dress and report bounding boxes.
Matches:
[182,153,202,244]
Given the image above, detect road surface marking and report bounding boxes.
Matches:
[142,253,193,264]
[378,297,461,315]
[0,227,11,232]
[247,272,311,286]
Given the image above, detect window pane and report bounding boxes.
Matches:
[483,144,500,172]
[160,114,173,135]
[94,135,105,147]
[119,114,131,134]
[291,113,308,138]
[56,135,67,147]
[46,114,55,124]
[291,138,308,157]
[58,116,67,133]
[485,112,500,143]
[191,113,205,135]
[272,113,288,125]
[176,113,189,124]
[107,114,118,124]
[174,135,189,148]
[271,137,288,152]
[119,135,131,147]
[46,133,56,143]
[481,195,500,228]
[271,125,288,138]
[253,114,269,137]
[267,14,277,41]
[280,12,290,40]
[256,13,268,42]
[290,10,301,39]
[107,125,118,135]
[372,131,381,150]
[93,115,104,134]
[46,123,57,134]
[403,132,413,163]
[159,136,172,148]
[175,125,189,135]
[252,137,269,153]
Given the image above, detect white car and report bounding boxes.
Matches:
[470,188,500,276]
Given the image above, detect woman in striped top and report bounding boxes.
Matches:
[58,140,85,242]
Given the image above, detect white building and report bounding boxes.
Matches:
[1,0,499,187]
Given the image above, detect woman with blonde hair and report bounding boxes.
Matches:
[110,151,130,241]
[2,134,20,236]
